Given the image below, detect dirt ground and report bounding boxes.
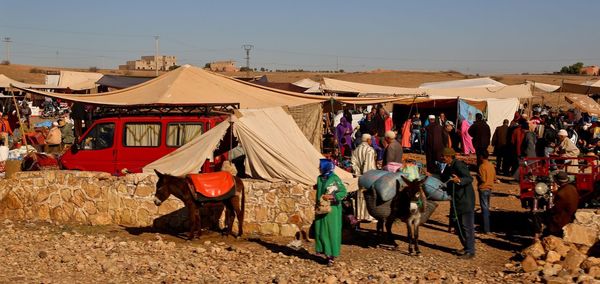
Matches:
[0,165,535,283]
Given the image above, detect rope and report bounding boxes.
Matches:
[451,183,466,241]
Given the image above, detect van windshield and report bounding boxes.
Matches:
[82,123,115,150]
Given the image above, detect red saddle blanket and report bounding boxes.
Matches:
[187,172,235,198]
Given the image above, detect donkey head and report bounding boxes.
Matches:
[398,176,426,213]
[153,169,172,206]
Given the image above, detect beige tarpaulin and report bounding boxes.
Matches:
[565,94,600,116]
[18,65,402,107]
[288,103,323,151]
[525,81,561,93]
[19,65,327,107]
[143,107,357,191]
[561,82,600,95]
[58,70,103,91]
[323,78,424,96]
[322,77,533,99]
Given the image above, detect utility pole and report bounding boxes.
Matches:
[154,35,160,76]
[242,44,253,76]
[2,37,11,64]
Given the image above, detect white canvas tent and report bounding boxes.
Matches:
[58,70,103,91]
[143,107,357,191]
[419,77,507,89]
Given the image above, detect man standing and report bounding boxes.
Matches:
[441,148,475,259]
[426,115,444,173]
[491,119,509,175]
[383,131,403,168]
[476,151,495,234]
[468,113,491,156]
[411,113,423,153]
[545,171,578,236]
[351,133,377,222]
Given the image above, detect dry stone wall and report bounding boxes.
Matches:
[0,171,315,237]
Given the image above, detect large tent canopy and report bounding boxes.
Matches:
[143,106,357,190]
[18,65,399,107]
[560,82,600,95]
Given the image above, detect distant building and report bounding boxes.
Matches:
[119,55,177,71]
[209,61,239,72]
[580,66,599,76]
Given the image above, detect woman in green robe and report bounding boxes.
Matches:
[315,158,347,266]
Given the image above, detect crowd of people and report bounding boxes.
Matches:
[315,103,593,263]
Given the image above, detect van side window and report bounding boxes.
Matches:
[82,123,115,150]
[166,123,204,147]
[124,123,161,147]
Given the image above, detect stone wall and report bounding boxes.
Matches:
[0,171,315,237]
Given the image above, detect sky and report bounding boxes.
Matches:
[1,0,599,74]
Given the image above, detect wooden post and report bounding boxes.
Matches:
[9,90,28,149]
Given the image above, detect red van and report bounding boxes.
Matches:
[60,115,225,175]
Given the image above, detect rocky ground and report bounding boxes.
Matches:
[0,174,539,283]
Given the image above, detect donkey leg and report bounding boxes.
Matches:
[224,200,236,236]
[406,222,414,255]
[232,196,244,237]
[414,222,421,255]
[385,218,395,246]
[186,202,199,240]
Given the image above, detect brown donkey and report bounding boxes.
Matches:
[153,169,245,240]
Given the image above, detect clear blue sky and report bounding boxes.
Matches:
[1,0,599,74]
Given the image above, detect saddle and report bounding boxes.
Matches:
[187,171,235,200]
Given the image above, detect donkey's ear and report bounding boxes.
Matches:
[154,169,164,178]
[396,180,403,191]
[400,175,411,186]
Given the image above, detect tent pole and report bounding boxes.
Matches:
[455,97,460,126]
[9,90,28,149]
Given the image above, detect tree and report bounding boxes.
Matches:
[204,63,211,69]
[560,62,584,74]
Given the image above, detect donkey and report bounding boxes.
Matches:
[364,176,427,255]
[153,167,245,240]
[394,176,427,255]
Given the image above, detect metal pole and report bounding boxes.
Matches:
[154,35,160,76]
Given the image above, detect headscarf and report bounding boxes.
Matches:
[319,158,335,179]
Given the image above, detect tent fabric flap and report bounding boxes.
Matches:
[96,75,153,89]
[565,94,600,116]
[143,119,231,176]
[561,82,600,95]
[143,107,356,191]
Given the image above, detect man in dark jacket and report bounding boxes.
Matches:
[492,119,509,175]
[546,171,579,236]
[383,130,402,167]
[425,115,445,173]
[441,148,475,259]
[468,113,491,157]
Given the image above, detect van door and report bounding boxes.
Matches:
[69,122,117,173]
[115,122,163,173]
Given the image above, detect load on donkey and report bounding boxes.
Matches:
[144,107,357,239]
[359,167,449,255]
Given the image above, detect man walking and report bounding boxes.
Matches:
[545,171,578,236]
[468,113,491,157]
[441,148,476,259]
[476,150,495,234]
[351,133,377,222]
[383,130,403,169]
[491,119,509,175]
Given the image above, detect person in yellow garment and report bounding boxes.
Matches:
[314,158,347,266]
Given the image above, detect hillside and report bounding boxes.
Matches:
[0,64,596,88]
